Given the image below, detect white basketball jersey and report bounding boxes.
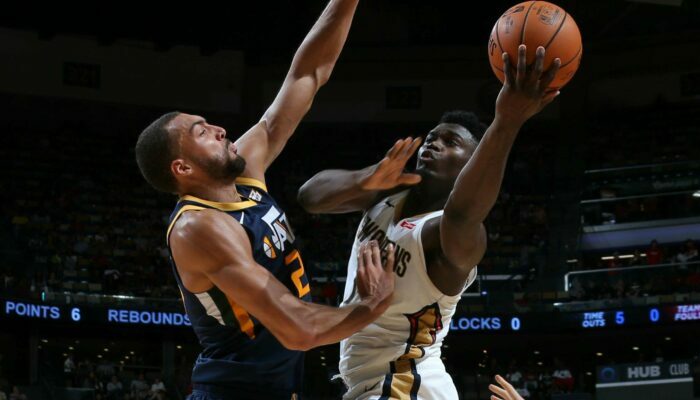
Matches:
[339,190,477,397]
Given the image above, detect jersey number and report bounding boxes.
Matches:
[285,250,310,298]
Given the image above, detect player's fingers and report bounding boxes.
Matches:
[491,396,505,400]
[531,46,545,84]
[539,58,561,92]
[502,52,515,87]
[384,243,395,273]
[541,90,561,107]
[363,241,375,274]
[399,137,417,158]
[495,375,509,387]
[387,139,403,158]
[357,242,366,275]
[398,138,415,158]
[369,241,382,272]
[495,375,520,399]
[403,137,422,159]
[516,44,527,86]
[389,139,409,161]
[489,384,508,399]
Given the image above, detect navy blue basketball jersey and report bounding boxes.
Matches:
[166,177,312,399]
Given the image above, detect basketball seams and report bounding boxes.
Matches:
[560,46,582,68]
[519,1,538,45]
[495,17,504,54]
[543,11,568,50]
[490,1,581,88]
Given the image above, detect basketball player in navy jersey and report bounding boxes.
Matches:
[298,46,560,399]
[135,1,396,399]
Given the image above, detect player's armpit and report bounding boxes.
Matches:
[439,213,487,270]
[422,215,485,295]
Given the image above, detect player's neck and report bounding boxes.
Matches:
[183,181,242,203]
[402,180,450,218]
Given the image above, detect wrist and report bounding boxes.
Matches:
[492,114,525,132]
[357,164,380,191]
[359,294,391,316]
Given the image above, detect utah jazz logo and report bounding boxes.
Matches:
[248,189,263,202]
[261,206,295,259]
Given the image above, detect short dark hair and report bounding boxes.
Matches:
[439,110,486,142]
[135,111,181,193]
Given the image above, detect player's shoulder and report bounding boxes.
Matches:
[366,187,411,212]
[172,208,244,241]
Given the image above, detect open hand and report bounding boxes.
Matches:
[356,241,395,311]
[495,45,561,127]
[361,137,422,191]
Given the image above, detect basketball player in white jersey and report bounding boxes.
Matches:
[298,45,561,399]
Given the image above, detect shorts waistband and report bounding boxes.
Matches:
[192,383,299,399]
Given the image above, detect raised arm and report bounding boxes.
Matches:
[439,45,560,271]
[298,137,422,213]
[235,0,360,183]
[169,209,394,351]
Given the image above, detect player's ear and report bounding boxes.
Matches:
[172,159,192,178]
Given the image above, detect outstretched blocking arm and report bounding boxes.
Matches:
[170,209,394,351]
[235,0,360,183]
[438,45,561,272]
[297,137,422,213]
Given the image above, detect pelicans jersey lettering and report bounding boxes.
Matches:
[339,190,477,400]
[167,177,311,400]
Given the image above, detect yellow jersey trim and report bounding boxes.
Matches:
[235,177,268,193]
[166,205,207,242]
[180,195,257,211]
[228,296,256,339]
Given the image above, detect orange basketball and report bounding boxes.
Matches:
[488,1,582,90]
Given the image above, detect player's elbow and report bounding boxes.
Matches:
[296,183,322,214]
[296,185,310,210]
[277,325,317,351]
[283,336,316,352]
[315,63,334,87]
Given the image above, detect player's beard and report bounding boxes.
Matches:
[198,140,247,183]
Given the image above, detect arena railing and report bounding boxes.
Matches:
[564,260,700,293]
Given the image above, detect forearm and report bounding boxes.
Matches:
[289,0,359,82]
[301,299,384,349]
[298,167,377,214]
[254,0,359,164]
[445,117,522,224]
[444,43,561,223]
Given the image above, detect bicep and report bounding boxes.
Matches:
[432,214,487,270]
[170,212,308,345]
[204,257,309,341]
